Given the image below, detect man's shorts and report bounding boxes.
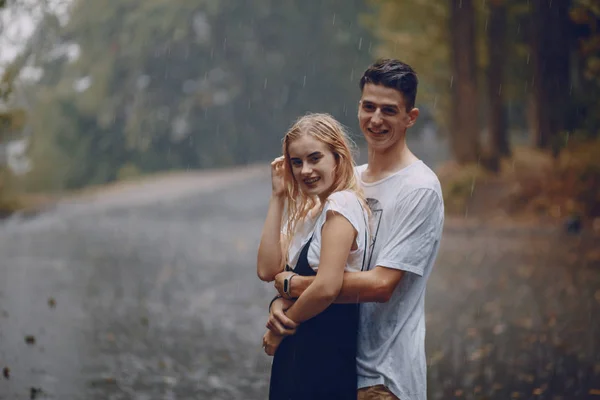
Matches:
[357,385,400,400]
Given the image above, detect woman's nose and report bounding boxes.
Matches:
[301,164,312,175]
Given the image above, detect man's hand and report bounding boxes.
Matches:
[275,271,313,298]
[267,297,298,336]
[262,330,284,356]
[274,271,295,297]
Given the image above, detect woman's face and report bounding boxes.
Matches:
[287,134,337,200]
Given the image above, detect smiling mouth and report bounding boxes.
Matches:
[368,128,389,135]
[303,177,320,185]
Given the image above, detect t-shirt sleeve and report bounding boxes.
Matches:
[375,188,443,276]
[321,191,363,237]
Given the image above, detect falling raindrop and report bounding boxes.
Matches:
[223,37,227,51]
[450,76,454,88]
[303,76,306,88]
[433,96,438,110]
[332,13,336,25]
[358,37,363,50]
[264,78,268,89]
[210,48,214,60]
[350,69,354,82]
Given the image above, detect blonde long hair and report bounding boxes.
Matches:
[281,113,368,268]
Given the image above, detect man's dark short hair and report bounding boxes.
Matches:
[359,59,418,111]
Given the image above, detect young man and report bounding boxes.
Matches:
[267,59,444,400]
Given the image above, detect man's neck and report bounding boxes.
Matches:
[364,139,419,183]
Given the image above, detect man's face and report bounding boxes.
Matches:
[358,83,418,153]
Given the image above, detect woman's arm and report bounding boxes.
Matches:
[257,195,286,281]
[283,211,356,323]
[257,158,287,282]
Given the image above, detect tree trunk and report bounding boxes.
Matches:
[449,0,481,164]
[530,0,571,155]
[487,0,510,162]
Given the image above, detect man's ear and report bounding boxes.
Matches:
[407,107,419,128]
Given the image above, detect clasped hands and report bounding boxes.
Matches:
[262,271,299,356]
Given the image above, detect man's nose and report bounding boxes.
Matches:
[370,109,383,125]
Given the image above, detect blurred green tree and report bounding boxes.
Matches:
[22,0,374,190]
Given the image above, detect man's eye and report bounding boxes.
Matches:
[363,104,375,111]
[383,108,398,115]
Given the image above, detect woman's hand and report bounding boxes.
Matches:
[262,330,285,356]
[271,156,286,198]
[267,297,298,336]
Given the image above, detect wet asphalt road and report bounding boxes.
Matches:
[0,168,276,400]
[1,141,599,399]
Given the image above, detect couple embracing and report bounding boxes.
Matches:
[257,59,444,400]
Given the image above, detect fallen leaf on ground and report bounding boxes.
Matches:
[30,387,42,399]
[48,297,56,308]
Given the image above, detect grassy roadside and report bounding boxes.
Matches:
[438,140,600,228]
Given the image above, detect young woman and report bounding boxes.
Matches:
[257,113,370,399]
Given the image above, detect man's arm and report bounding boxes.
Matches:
[276,266,404,303]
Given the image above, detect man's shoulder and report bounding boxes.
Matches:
[354,163,368,175]
[386,161,442,198]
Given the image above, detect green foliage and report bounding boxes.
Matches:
[22,0,374,191]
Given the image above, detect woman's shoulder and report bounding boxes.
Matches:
[325,190,363,214]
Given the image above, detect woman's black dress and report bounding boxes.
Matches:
[268,237,359,400]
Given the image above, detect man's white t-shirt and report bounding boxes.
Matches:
[355,160,444,400]
[287,190,370,273]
